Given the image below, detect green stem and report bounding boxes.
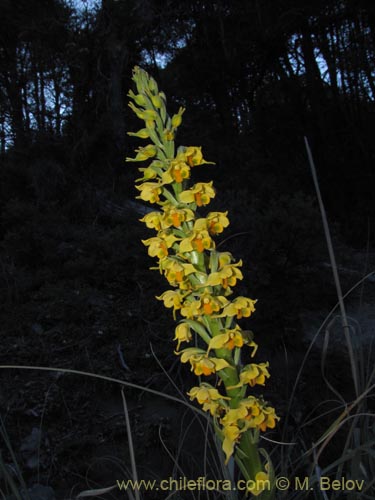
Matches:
[237,430,262,480]
[173,181,182,198]
[162,188,179,206]
[190,250,205,272]
[165,140,175,158]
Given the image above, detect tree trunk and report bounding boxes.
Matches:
[5,65,25,148]
[53,71,61,135]
[32,56,41,129]
[0,119,6,155]
[300,22,325,110]
[40,69,46,131]
[109,37,127,152]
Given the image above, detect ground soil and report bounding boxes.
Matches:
[1,212,374,500]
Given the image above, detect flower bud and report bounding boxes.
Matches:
[142,109,158,121]
[148,76,159,94]
[151,95,163,108]
[128,90,147,107]
[127,128,150,139]
[171,114,182,128]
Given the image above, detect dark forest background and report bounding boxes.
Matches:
[1,0,374,234]
[1,0,375,327]
[0,0,375,498]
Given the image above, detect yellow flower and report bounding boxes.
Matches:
[222,424,241,464]
[163,206,195,228]
[162,159,190,184]
[142,237,168,259]
[207,326,245,352]
[178,218,214,253]
[161,259,196,288]
[177,146,212,167]
[220,398,264,434]
[157,230,180,246]
[235,397,279,433]
[228,363,270,389]
[220,405,248,427]
[188,383,228,416]
[136,166,159,181]
[217,252,233,267]
[205,262,243,290]
[127,144,157,162]
[142,231,177,258]
[157,289,185,317]
[221,296,257,319]
[179,228,214,253]
[179,182,215,207]
[140,211,164,231]
[174,323,192,350]
[193,356,229,376]
[157,289,184,309]
[241,401,267,430]
[136,182,163,203]
[258,405,279,432]
[240,363,270,387]
[180,348,229,376]
[181,294,228,318]
[179,299,201,318]
[206,212,230,235]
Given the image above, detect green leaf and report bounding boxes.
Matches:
[184,319,211,344]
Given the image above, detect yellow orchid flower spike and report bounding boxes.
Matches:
[127,66,278,498]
